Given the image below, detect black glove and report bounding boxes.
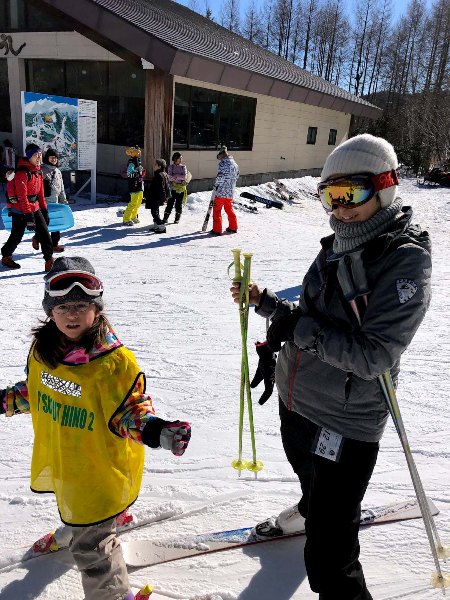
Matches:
[7,209,12,217]
[25,213,36,231]
[40,208,50,226]
[250,341,277,405]
[266,309,302,352]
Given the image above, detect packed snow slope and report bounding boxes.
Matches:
[0,177,449,600]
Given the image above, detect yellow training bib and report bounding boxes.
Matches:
[27,345,145,526]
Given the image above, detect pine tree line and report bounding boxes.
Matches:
[187,0,449,172]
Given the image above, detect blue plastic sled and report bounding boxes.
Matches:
[1,203,74,233]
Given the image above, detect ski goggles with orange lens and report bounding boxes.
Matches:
[45,271,103,297]
[318,170,398,212]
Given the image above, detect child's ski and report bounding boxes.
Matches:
[2,490,250,570]
[201,190,216,231]
[122,497,438,568]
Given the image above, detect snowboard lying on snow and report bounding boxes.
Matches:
[240,191,284,209]
[123,497,438,568]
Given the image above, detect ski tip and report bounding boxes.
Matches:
[135,583,153,599]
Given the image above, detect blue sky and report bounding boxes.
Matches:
[177,0,416,25]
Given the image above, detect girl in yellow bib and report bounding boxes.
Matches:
[0,256,191,600]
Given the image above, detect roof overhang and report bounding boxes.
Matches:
[37,0,381,120]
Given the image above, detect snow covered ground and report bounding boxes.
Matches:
[0,176,449,600]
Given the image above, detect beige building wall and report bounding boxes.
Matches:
[175,76,351,181]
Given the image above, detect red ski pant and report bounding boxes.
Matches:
[212,197,238,233]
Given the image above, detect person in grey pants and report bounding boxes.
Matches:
[231,134,432,600]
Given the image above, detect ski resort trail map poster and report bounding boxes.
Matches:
[21,92,97,171]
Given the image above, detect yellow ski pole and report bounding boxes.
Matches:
[230,248,248,475]
[242,252,263,476]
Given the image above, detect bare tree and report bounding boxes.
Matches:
[220,0,241,32]
[242,0,264,43]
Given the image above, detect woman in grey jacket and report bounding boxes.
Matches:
[231,134,432,600]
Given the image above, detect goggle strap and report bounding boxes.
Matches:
[372,169,398,192]
[47,270,101,284]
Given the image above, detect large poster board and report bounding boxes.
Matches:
[21,92,97,172]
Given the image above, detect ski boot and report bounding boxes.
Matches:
[174,212,181,224]
[253,504,305,540]
[1,255,21,269]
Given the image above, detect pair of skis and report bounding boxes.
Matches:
[15,497,438,570]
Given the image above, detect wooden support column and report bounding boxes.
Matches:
[144,68,174,171]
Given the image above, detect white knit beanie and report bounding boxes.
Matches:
[321,134,399,208]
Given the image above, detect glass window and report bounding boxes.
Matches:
[328,129,337,145]
[0,59,11,131]
[108,96,144,147]
[66,61,108,97]
[1,0,72,31]
[25,59,145,146]
[174,84,256,150]
[173,84,190,148]
[26,60,66,96]
[25,1,73,31]
[189,88,219,149]
[0,1,8,30]
[218,94,255,150]
[307,126,317,145]
[109,62,144,98]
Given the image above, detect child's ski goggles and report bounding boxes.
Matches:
[318,170,398,211]
[45,271,103,297]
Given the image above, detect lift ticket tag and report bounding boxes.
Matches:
[313,428,343,462]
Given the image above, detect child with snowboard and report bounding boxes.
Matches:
[0,256,191,600]
[230,134,432,600]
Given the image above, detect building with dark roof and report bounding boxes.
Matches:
[0,0,380,193]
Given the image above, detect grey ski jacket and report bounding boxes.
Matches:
[256,205,432,442]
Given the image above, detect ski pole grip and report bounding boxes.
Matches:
[242,252,253,288]
[231,248,242,282]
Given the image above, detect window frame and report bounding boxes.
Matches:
[328,128,337,145]
[306,126,318,145]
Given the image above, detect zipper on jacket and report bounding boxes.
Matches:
[288,350,302,410]
[344,372,353,411]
